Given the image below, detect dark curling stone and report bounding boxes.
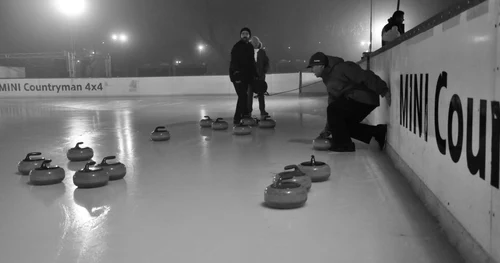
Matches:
[312,136,331,151]
[258,116,276,129]
[18,152,45,175]
[233,121,252,136]
[151,126,170,141]
[264,171,308,209]
[29,159,65,186]
[67,142,94,161]
[212,118,228,130]
[298,155,331,182]
[200,116,214,128]
[95,156,127,181]
[241,116,258,126]
[278,164,312,191]
[73,161,109,189]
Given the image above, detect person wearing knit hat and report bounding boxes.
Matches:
[240,27,251,37]
[229,27,257,124]
[248,35,270,117]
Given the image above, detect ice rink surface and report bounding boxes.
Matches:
[0,95,463,263]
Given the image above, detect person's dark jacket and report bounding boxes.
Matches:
[255,48,269,81]
[320,56,389,106]
[382,18,405,46]
[229,40,256,83]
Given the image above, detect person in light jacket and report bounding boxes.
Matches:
[248,36,270,117]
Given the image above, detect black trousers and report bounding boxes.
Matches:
[233,81,250,122]
[327,97,378,146]
[247,85,266,114]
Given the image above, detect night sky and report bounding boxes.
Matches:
[0,0,456,72]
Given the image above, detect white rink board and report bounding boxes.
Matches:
[0,73,299,98]
[361,0,499,261]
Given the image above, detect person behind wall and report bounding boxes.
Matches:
[308,51,390,152]
[229,27,257,125]
[248,36,270,118]
[382,10,405,47]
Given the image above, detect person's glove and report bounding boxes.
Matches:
[385,91,392,106]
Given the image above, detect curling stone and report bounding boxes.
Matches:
[67,142,94,161]
[278,165,312,191]
[233,122,252,136]
[18,152,45,175]
[212,118,228,130]
[241,116,258,126]
[264,172,308,209]
[313,136,331,151]
[73,161,109,188]
[258,116,276,129]
[29,159,65,185]
[200,116,214,128]
[95,156,127,181]
[151,126,170,141]
[298,155,331,182]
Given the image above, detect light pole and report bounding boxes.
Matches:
[197,44,205,63]
[111,33,128,48]
[54,0,86,77]
[368,0,373,70]
[110,33,129,77]
[54,0,86,53]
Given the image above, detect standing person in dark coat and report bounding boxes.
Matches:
[307,52,390,152]
[248,36,270,117]
[229,27,257,124]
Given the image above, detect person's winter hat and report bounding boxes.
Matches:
[240,27,251,37]
[306,52,328,68]
[250,36,262,48]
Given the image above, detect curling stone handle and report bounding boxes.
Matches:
[203,116,211,120]
[273,172,294,187]
[24,152,42,160]
[154,126,166,132]
[310,155,316,165]
[84,161,96,171]
[215,118,223,122]
[75,142,84,149]
[101,156,116,165]
[284,164,305,175]
[40,159,52,169]
[284,164,299,171]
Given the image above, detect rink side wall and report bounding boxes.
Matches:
[358,0,500,262]
[0,73,300,98]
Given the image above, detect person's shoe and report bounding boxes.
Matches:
[374,124,387,150]
[260,111,269,117]
[233,119,241,125]
[329,142,355,152]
